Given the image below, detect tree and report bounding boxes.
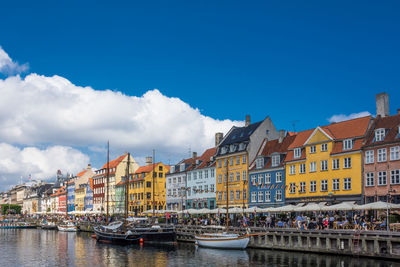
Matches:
[1,204,22,215]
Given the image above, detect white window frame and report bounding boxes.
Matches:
[257,174,263,184]
[265,173,271,184]
[289,183,296,194]
[276,190,282,201]
[294,148,301,158]
[272,155,280,167]
[321,160,328,171]
[391,170,400,185]
[310,162,317,172]
[236,172,240,181]
[299,163,306,174]
[251,175,257,185]
[375,128,385,142]
[310,181,316,192]
[378,171,387,186]
[251,192,257,202]
[310,145,316,154]
[242,171,247,181]
[378,148,387,162]
[332,179,340,191]
[289,165,296,175]
[242,155,247,164]
[299,182,306,193]
[258,191,264,202]
[256,157,264,169]
[390,146,400,161]
[236,156,240,165]
[332,159,340,170]
[344,157,352,169]
[265,191,271,202]
[236,190,240,200]
[365,150,374,164]
[343,139,353,150]
[276,172,282,183]
[343,178,352,191]
[218,175,222,184]
[321,143,328,152]
[366,172,375,187]
[321,180,328,192]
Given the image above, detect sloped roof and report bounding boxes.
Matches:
[219,121,263,146]
[101,154,127,169]
[364,114,400,146]
[76,170,87,177]
[195,147,217,169]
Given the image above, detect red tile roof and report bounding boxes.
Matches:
[100,154,127,169]
[364,114,400,146]
[77,170,87,177]
[195,147,217,169]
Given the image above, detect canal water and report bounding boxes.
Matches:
[0,229,398,267]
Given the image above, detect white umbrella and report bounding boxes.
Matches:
[354,201,400,210]
[301,203,323,212]
[244,207,257,213]
[277,204,296,212]
[209,208,227,214]
[322,201,356,211]
[228,207,243,214]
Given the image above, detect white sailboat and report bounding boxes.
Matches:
[195,158,249,249]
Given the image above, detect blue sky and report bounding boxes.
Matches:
[0,1,399,189]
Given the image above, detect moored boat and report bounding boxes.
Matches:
[0,222,37,229]
[58,221,77,232]
[195,233,249,249]
[41,221,58,230]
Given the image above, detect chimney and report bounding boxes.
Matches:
[397,108,400,115]
[245,115,251,127]
[376,93,389,117]
[278,130,285,143]
[87,164,91,170]
[215,132,223,146]
[145,157,153,164]
[192,152,197,159]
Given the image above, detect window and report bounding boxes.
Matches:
[218,192,222,201]
[299,182,306,193]
[224,174,227,182]
[257,174,263,184]
[390,146,400,161]
[343,139,353,150]
[378,148,387,162]
[251,192,257,202]
[230,190,234,201]
[243,190,246,201]
[218,160,222,168]
[146,181,151,188]
[264,173,270,184]
[365,150,374,164]
[265,191,271,202]
[366,172,375,187]
[272,155,280,167]
[344,157,352,168]
[289,183,296,194]
[230,157,233,166]
[310,145,316,153]
[218,175,222,184]
[236,156,240,165]
[289,165,296,175]
[321,180,328,192]
[204,170,209,178]
[332,159,340,170]
[321,160,328,171]
[178,177,181,183]
[375,128,385,142]
[310,181,316,192]
[299,164,306,174]
[242,155,247,164]
[276,190,282,201]
[294,148,301,158]
[332,179,340,191]
[378,171,387,185]
[236,190,240,200]
[187,173,191,181]
[258,191,264,202]
[321,143,328,152]
[224,158,228,167]
[211,169,215,177]
[343,178,352,190]
[251,175,256,185]
[276,172,282,183]
[236,172,240,181]
[230,173,234,182]
[199,171,203,179]
[391,170,400,185]
[310,162,317,172]
[256,157,264,169]
[242,171,247,181]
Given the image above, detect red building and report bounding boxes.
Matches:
[363,93,400,204]
[58,186,67,213]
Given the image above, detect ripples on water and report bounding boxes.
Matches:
[0,229,398,267]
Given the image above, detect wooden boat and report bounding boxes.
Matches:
[195,233,249,249]
[57,221,77,232]
[0,222,36,229]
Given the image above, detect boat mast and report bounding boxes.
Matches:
[124,153,130,232]
[106,141,110,225]
[152,149,155,221]
[226,157,229,231]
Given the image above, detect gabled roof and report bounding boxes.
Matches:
[303,126,333,145]
[76,170,87,177]
[219,121,263,146]
[100,154,127,169]
[135,163,170,174]
[364,114,400,146]
[194,147,217,169]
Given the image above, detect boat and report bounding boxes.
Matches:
[57,221,77,232]
[195,233,249,249]
[194,159,249,249]
[40,221,58,230]
[94,148,176,245]
[0,222,37,229]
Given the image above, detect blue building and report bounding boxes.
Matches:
[84,178,93,211]
[248,131,296,208]
[67,180,75,212]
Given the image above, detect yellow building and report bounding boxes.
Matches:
[215,115,278,208]
[128,162,170,215]
[285,116,372,204]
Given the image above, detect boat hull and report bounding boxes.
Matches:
[58,226,78,232]
[195,234,249,249]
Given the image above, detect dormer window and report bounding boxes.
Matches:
[343,139,353,150]
[239,143,246,151]
[272,155,280,167]
[375,128,386,142]
[256,157,264,169]
[294,148,301,159]
[229,144,236,152]
[179,163,185,172]
[221,147,227,154]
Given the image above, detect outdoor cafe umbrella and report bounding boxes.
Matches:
[354,201,400,211]
[322,201,356,211]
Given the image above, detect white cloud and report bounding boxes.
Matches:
[328,111,371,123]
[0,46,28,75]
[0,143,89,190]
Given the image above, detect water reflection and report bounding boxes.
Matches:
[0,230,398,267]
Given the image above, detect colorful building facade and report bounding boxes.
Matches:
[285,116,372,205]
